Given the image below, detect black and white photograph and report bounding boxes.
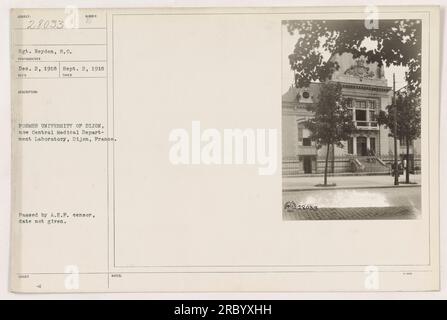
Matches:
[282,19,422,220]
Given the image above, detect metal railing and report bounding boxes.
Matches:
[282,155,392,175]
[355,121,378,129]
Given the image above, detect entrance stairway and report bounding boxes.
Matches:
[353,156,390,174]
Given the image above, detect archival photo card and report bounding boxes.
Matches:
[9,6,440,293]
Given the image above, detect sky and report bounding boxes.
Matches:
[281,24,408,93]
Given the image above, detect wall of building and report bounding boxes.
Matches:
[282,114,298,158]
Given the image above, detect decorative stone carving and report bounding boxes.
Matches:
[344,58,376,79]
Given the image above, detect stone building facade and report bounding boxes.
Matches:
[282,53,421,176]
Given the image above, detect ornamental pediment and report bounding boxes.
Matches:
[344,58,375,79]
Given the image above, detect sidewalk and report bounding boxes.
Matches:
[283,174,421,191]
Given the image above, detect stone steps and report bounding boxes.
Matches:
[358,157,390,173]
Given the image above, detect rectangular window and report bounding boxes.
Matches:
[356,109,367,121]
[356,100,366,109]
[348,138,353,154]
[302,138,311,146]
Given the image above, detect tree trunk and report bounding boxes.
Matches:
[331,143,335,173]
[406,138,410,183]
[324,143,330,186]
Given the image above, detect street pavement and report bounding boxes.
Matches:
[283,185,421,220]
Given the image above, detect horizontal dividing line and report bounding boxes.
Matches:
[14,44,106,46]
[16,60,107,63]
[17,270,433,275]
[16,77,106,80]
[111,11,431,16]
[23,289,439,294]
[114,263,431,268]
[13,28,106,30]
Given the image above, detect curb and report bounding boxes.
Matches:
[283,184,421,192]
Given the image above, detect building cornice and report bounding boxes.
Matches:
[335,81,392,93]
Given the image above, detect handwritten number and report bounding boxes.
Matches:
[25,19,64,29]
